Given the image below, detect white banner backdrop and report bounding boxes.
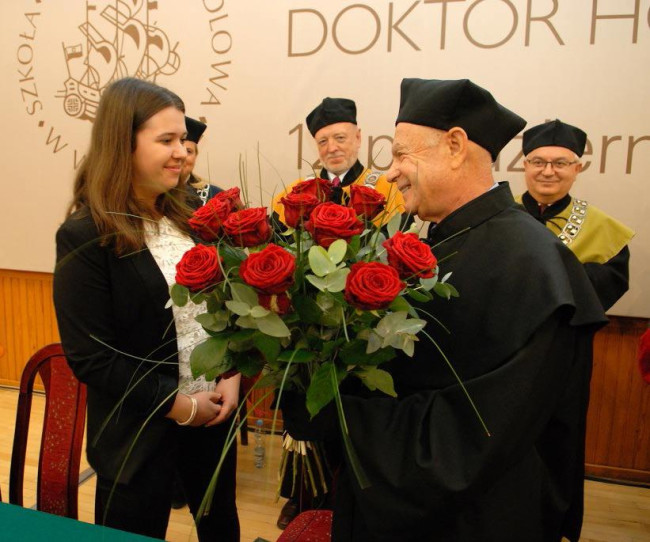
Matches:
[1,0,649,317]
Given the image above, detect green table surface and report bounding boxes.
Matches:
[0,502,160,541]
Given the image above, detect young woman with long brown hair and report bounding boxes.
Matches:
[53,77,240,541]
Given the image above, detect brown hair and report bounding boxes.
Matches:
[68,77,193,255]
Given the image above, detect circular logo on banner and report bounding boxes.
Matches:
[16,0,233,168]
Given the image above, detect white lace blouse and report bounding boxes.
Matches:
[144,217,215,394]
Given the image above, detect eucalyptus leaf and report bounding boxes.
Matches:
[446,283,460,298]
[195,311,229,332]
[256,312,292,338]
[230,282,259,306]
[323,268,350,293]
[401,337,415,357]
[366,331,383,354]
[190,337,230,379]
[190,292,206,304]
[236,314,258,329]
[327,239,348,265]
[306,274,327,291]
[419,274,439,291]
[355,367,397,397]
[206,294,223,313]
[309,245,336,277]
[250,305,271,318]
[376,311,426,336]
[226,300,251,316]
[434,282,453,300]
[170,283,189,307]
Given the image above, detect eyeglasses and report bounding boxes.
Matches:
[525,158,578,170]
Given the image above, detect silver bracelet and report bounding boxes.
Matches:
[176,395,198,426]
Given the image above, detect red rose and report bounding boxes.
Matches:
[349,184,386,220]
[215,187,244,210]
[222,207,272,248]
[188,197,233,241]
[344,262,405,310]
[175,244,223,292]
[290,178,333,202]
[239,243,296,294]
[258,293,293,315]
[383,231,437,280]
[304,202,364,248]
[280,192,321,228]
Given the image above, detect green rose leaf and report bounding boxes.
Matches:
[277,349,317,363]
[190,336,231,379]
[346,236,361,260]
[253,333,282,362]
[256,312,291,338]
[220,244,247,269]
[170,283,189,307]
[407,288,433,302]
[293,294,323,324]
[389,295,413,313]
[339,339,396,366]
[355,367,397,397]
[305,361,344,417]
[232,352,265,377]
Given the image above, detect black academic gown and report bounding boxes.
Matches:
[331,183,606,542]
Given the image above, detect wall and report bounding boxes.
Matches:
[0,0,648,316]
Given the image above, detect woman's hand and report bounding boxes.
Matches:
[206,373,241,427]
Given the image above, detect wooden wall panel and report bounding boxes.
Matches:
[0,269,60,387]
[585,317,650,483]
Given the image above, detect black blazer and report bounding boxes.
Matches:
[53,210,181,483]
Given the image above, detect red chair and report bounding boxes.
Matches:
[277,510,333,542]
[9,343,87,519]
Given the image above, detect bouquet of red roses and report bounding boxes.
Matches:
[170,179,458,495]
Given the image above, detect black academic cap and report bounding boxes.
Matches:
[185,116,207,144]
[522,119,587,157]
[395,78,526,161]
[306,98,357,137]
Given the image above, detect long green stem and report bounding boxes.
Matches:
[421,329,491,437]
[330,363,370,488]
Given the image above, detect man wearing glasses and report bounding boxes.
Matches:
[517,119,634,310]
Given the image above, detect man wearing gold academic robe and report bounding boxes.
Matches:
[517,119,634,310]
